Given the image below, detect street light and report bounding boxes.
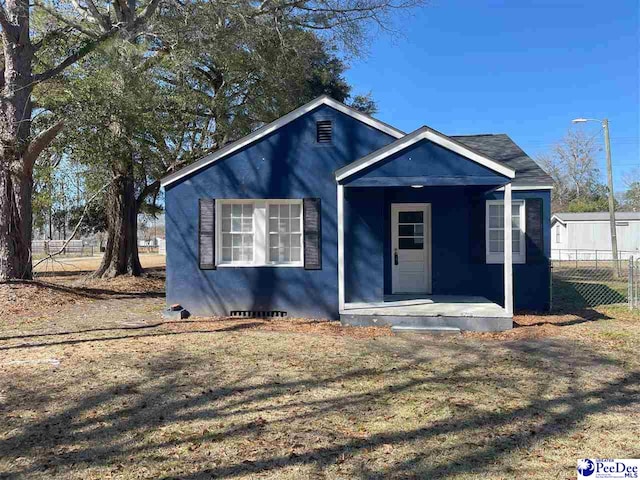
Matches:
[571,117,619,275]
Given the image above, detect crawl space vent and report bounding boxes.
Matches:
[230,310,288,318]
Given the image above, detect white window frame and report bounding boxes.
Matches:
[216,199,303,267]
[555,224,561,244]
[485,200,526,264]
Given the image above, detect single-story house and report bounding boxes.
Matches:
[161,96,553,331]
[551,212,640,260]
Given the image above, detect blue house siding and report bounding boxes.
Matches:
[477,190,552,311]
[165,104,396,319]
[344,187,385,303]
[342,139,510,187]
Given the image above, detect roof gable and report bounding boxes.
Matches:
[336,126,516,183]
[160,96,405,188]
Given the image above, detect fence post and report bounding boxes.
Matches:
[627,256,634,310]
[595,250,598,270]
[575,249,578,269]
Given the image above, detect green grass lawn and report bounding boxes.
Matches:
[0,277,639,479]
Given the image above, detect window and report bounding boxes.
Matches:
[316,120,332,143]
[555,225,561,244]
[398,211,425,249]
[220,203,254,263]
[268,203,302,264]
[486,200,526,264]
[217,200,303,266]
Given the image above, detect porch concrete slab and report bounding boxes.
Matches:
[340,295,512,332]
[342,295,511,318]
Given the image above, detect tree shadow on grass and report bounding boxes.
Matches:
[553,279,626,309]
[0,321,265,350]
[6,278,165,301]
[0,335,637,479]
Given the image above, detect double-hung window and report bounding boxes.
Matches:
[217,200,303,266]
[220,204,254,263]
[486,200,526,264]
[268,203,302,264]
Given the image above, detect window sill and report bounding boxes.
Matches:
[216,263,304,268]
[486,256,526,265]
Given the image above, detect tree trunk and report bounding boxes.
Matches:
[93,172,143,278]
[0,0,34,281]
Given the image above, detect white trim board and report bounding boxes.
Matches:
[335,126,516,182]
[496,185,553,191]
[161,95,405,188]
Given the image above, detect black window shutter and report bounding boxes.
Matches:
[303,198,322,270]
[526,198,545,263]
[199,198,216,270]
[470,195,486,264]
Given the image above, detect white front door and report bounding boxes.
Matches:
[391,203,431,294]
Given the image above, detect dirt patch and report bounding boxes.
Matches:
[166,316,393,338]
[0,281,86,319]
[0,272,165,322]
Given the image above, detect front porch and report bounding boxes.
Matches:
[340,295,512,332]
[335,128,520,331]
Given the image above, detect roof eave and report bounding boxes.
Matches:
[160,95,405,188]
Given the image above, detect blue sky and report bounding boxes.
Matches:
[344,0,639,190]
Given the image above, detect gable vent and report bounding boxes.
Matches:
[316,120,332,143]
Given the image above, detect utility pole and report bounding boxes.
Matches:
[603,119,620,277]
[572,117,619,276]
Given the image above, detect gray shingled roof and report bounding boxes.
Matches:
[452,134,553,187]
[553,212,640,222]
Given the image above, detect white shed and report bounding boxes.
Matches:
[157,237,166,255]
[551,212,640,260]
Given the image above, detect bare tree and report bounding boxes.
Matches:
[538,129,602,212]
[623,168,640,211]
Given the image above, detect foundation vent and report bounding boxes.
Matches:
[230,310,288,318]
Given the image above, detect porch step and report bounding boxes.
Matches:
[391,326,461,335]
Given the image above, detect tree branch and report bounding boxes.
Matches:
[32,179,115,271]
[0,5,17,40]
[23,120,65,173]
[33,0,100,37]
[32,28,119,82]
[137,0,162,23]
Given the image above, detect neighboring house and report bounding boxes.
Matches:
[161,96,553,331]
[157,237,166,255]
[551,212,640,260]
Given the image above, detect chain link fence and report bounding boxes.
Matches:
[552,250,635,310]
[630,257,640,310]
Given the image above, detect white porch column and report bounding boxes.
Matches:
[504,182,514,316]
[337,184,345,312]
